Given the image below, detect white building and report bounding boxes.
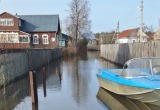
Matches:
[116,28,148,43]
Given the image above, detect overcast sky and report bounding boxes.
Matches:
[0,0,160,33]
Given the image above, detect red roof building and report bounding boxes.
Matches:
[119,28,138,39]
[116,28,148,43]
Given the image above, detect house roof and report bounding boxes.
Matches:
[0,12,19,19]
[148,36,154,40]
[19,31,31,36]
[17,15,59,32]
[119,28,138,38]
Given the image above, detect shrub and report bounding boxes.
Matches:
[78,38,88,46]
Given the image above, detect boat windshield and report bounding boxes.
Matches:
[121,57,160,78]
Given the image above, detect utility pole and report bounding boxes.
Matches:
[111,21,119,44]
[140,0,143,42]
[116,21,119,44]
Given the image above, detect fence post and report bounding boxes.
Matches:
[29,71,38,104]
[42,67,46,97]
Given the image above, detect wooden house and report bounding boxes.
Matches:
[0,12,61,49]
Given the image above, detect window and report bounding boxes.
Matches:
[19,36,29,43]
[42,34,49,44]
[19,19,22,27]
[0,19,5,26]
[33,34,39,44]
[0,33,8,43]
[0,18,14,26]
[8,34,19,43]
[0,32,18,43]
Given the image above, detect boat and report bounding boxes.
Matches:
[96,57,160,106]
[96,87,159,110]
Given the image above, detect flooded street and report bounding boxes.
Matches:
[0,51,159,110]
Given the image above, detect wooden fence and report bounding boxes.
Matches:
[100,41,160,65]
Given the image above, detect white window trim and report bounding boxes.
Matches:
[42,34,49,44]
[33,34,39,44]
[0,32,19,43]
[0,18,14,26]
[8,32,19,43]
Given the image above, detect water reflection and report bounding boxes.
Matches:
[32,104,38,110]
[0,76,30,110]
[15,59,62,110]
[100,58,120,68]
[62,56,88,105]
[36,59,62,92]
[97,87,160,110]
[42,67,46,97]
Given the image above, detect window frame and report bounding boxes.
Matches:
[0,32,19,43]
[33,34,39,44]
[42,34,49,44]
[19,36,30,43]
[0,18,14,26]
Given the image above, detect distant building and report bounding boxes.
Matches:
[95,33,113,44]
[100,33,113,44]
[116,28,148,43]
[152,29,160,40]
[0,12,61,49]
[57,33,72,47]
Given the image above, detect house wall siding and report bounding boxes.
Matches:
[30,32,57,48]
[0,43,30,49]
[118,38,139,43]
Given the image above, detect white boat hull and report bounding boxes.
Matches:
[97,76,160,106]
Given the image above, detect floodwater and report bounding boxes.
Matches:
[0,51,159,110]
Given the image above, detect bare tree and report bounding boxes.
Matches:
[65,0,91,46]
[143,24,154,36]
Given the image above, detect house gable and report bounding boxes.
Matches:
[0,12,19,31]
